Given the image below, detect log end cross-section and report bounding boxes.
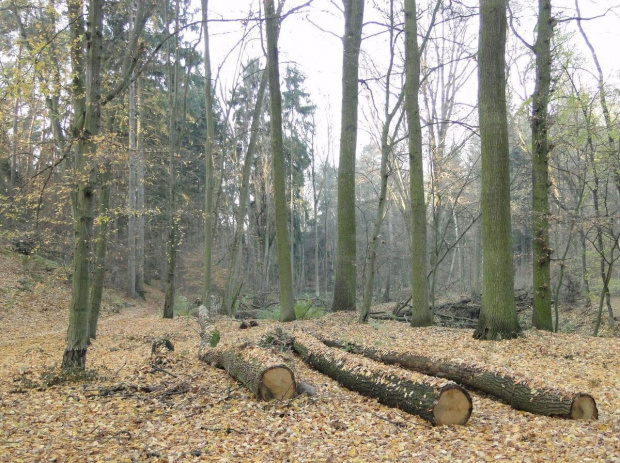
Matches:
[570,394,598,420]
[434,384,473,426]
[258,365,296,401]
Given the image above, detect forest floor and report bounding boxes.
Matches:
[0,247,619,462]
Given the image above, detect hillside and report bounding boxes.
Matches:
[0,248,619,462]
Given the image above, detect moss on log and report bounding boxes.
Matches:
[285,331,472,426]
[314,334,597,420]
[200,345,296,401]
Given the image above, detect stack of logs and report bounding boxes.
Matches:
[199,323,598,426]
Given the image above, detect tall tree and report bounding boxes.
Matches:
[163,0,181,319]
[360,0,403,322]
[264,0,295,322]
[201,0,215,309]
[404,0,432,326]
[531,0,554,331]
[474,0,520,340]
[63,0,103,368]
[332,0,364,311]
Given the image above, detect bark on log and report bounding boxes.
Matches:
[313,334,597,420]
[200,345,296,401]
[283,331,472,426]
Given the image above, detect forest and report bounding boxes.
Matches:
[0,0,619,461]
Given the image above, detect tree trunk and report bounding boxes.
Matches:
[201,0,215,310]
[200,345,296,401]
[163,0,181,320]
[136,77,146,295]
[264,0,295,322]
[474,0,520,340]
[315,334,597,420]
[63,0,102,369]
[284,331,472,425]
[332,0,364,312]
[404,0,432,326]
[224,71,268,316]
[128,78,138,298]
[89,161,111,340]
[531,0,554,331]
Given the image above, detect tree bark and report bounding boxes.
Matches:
[136,77,146,295]
[128,78,138,298]
[531,0,554,331]
[264,0,295,322]
[63,0,102,369]
[201,0,215,310]
[89,161,111,340]
[284,331,472,425]
[474,0,520,340]
[332,0,364,312]
[404,0,432,326]
[163,0,181,320]
[200,345,296,401]
[314,334,597,420]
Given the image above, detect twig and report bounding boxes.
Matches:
[371,412,408,430]
[200,426,244,434]
[150,364,178,378]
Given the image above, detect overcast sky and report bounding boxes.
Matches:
[203,0,620,164]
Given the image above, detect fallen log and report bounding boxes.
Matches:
[200,344,296,401]
[281,331,472,426]
[312,333,597,420]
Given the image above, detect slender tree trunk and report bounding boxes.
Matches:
[404,0,432,326]
[224,72,268,315]
[264,0,295,322]
[473,0,520,340]
[136,77,146,294]
[128,79,138,298]
[311,124,320,298]
[89,161,111,340]
[332,0,364,312]
[531,0,554,331]
[163,0,180,320]
[201,0,215,309]
[63,0,103,369]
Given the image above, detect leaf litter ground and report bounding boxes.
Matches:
[0,252,619,462]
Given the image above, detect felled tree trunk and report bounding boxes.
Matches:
[283,331,472,426]
[314,334,597,420]
[200,345,296,401]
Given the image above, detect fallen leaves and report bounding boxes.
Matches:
[0,251,619,461]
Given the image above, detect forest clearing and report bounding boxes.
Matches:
[3,0,620,460]
[1,250,618,462]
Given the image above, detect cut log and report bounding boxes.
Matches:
[313,333,597,420]
[282,331,472,426]
[200,345,296,401]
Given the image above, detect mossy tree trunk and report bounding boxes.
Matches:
[332,0,364,312]
[285,332,472,426]
[63,0,101,369]
[404,0,432,326]
[314,334,597,420]
[531,0,554,331]
[264,0,295,322]
[474,0,520,340]
[89,161,111,340]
